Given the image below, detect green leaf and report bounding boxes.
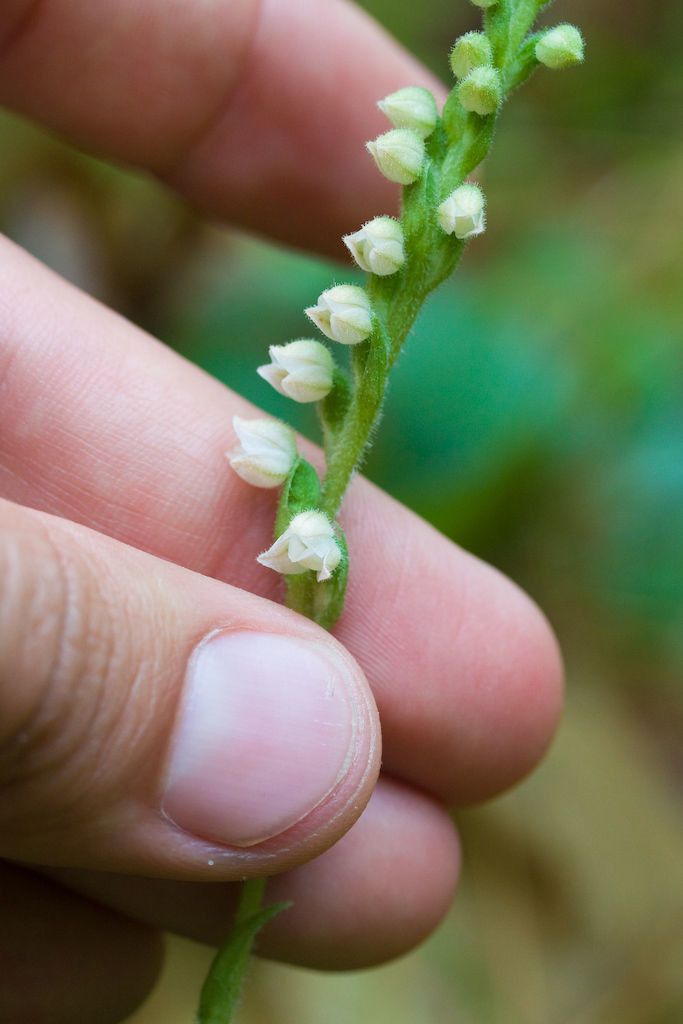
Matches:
[441,89,468,145]
[401,155,436,256]
[275,457,321,536]
[320,369,352,440]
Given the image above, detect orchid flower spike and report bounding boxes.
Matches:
[306,285,373,345]
[257,510,342,583]
[257,340,334,403]
[227,417,297,488]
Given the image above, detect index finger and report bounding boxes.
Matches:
[0,0,445,255]
[0,237,563,806]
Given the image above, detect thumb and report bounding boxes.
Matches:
[0,498,380,878]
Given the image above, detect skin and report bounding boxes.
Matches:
[0,1,564,1020]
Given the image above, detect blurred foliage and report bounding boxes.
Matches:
[1,0,681,1021]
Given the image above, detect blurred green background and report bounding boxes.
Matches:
[1,0,682,1021]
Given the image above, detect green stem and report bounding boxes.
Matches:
[196,879,265,1024]
[320,392,379,516]
[235,877,266,924]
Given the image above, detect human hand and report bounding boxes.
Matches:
[0,2,563,1021]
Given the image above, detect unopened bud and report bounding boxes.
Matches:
[306,285,373,346]
[437,183,486,240]
[258,510,342,583]
[257,340,334,404]
[470,0,498,7]
[366,129,425,186]
[457,66,502,116]
[227,417,297,489]
[377,87,438,139]
[535,25,585,70]
[450,32,493,80]
[343,217,405,277]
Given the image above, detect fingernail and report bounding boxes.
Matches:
[162,631,358,847]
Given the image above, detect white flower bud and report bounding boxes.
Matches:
[257,340,334,404]
[343,217,405,277]
[305,285,373,345]
[437,183,486,240]
[457,66,502,116]
[377,87,438,140]
[227,416,297,488]
[470,0,498,7]
[535,25,585,70]
[450,32,493,80]
[257,510,342,583]
[366,129,425,186]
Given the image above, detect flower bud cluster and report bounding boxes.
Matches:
[450,12,502,119]
[366,86,437,186]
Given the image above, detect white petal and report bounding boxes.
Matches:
[232,416,296,458]
[257,549,307,575]
[329,310,372,345]
[228,453,290,488]
[286,534,310,562]
[281,368,333,404]
[289,510,335,538]
[276,339,334,374]
[305,305,334,340]
[316,539,342,581]
[342,229,372,273]
[256,362,288,396]
[324,285,371,310]
[368,246,402,275]
[257,532,306,575]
